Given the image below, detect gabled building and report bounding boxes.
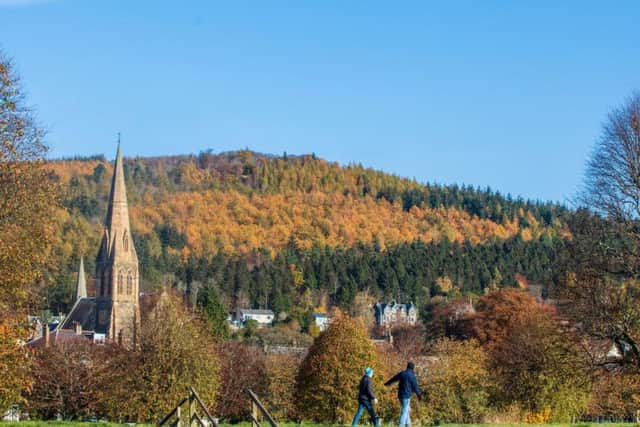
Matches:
[238,308,275,326]
[374,301,418,327]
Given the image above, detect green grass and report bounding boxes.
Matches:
[2,422,639,427]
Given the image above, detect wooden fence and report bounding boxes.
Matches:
[158,387,218,427]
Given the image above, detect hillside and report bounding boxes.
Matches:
[43,150,568,318]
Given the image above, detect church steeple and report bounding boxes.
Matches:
[102,141,136,259]
[74,256,87,302]
[95,140,140,347]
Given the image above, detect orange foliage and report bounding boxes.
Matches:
[128,190,556,257]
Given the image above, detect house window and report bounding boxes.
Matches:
[117,271,123,294]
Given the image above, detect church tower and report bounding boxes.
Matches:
[95,143,140,346]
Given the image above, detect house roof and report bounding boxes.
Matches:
[240,308,274,316]
[375,302,416,313]
[27,328,93,348]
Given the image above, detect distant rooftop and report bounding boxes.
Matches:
[239,308,274,315]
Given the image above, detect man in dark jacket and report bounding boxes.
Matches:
[385,362,422,427]
[352,367,380,427]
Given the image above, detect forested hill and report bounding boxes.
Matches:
[44,150,568,317]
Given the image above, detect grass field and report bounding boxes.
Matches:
[1,422,639,427]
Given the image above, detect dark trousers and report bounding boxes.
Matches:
[352,399,379,427]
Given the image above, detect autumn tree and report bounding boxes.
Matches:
[0,51,58,412]
[295,315,390,424]
[421,339,492,424]
[215,341,267,422]
[99,293,220,422]
[558,210,640,370]
[587,371,640,417]
[472,289,590,421]
[265,353,302,421]
[27,340,123,420]
[424,298,475,341]
[389,324,428,361]
[561,92,640,371]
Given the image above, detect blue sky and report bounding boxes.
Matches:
[3,1,640,203]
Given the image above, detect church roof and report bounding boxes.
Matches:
[27,328,93,348]
[59,297,112,334]
[74,256,87,301]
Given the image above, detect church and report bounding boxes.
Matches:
[41,145,141,348]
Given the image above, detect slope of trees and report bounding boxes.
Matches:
[42,151,566,314]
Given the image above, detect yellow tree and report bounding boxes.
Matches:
[295,315,391,424]
[421,339,492,424]
[0,51,58,411]
[98,293,220,422]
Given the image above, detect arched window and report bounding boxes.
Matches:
[117,270,123,294]
[123,230,129,252]
[126,272,133,295]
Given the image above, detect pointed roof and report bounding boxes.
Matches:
[75,256,87,301]
[104,142,129,229]
[100,142,136,261]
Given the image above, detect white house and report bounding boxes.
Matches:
[238,308,275,326]
[374,301,418,327]
[313,312,331,331]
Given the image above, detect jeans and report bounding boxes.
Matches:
[399,398,411,427]
[352,400,379,427]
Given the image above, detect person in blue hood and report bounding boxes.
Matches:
[352,367,380,427]
[385,362,422,427]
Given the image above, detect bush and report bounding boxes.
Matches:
[215,341,267,422]
[98,293,220,422]
[420,339,492,424]
[295,315,391,424]
[472,289,591,421]
[587,370,640,417]
[27,340,118,419]
[265,353,302,420]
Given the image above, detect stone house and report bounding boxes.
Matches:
[374,301,418,327]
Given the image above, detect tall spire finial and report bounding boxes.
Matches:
[117,131,121,146]
[75,256,87,301]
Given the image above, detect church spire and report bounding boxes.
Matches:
[74,256,87,301]
[104,138,130,237]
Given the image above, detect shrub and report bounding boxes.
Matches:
[295,315,391,424]
[265,353,302,420]
[27,340,118,419]
[420,338,492,424]
[472,289,591,421]
[215,341,267,421]
[98,292,220,422]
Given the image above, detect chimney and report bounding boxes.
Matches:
[74,321,82,335]
[43,322,50,348]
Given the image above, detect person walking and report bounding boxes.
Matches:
[385,362,422,427]
[352,367,380,427]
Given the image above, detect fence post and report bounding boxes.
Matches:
[252,400,259,427]
[189,389,196,427]
[176,405,181,427]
